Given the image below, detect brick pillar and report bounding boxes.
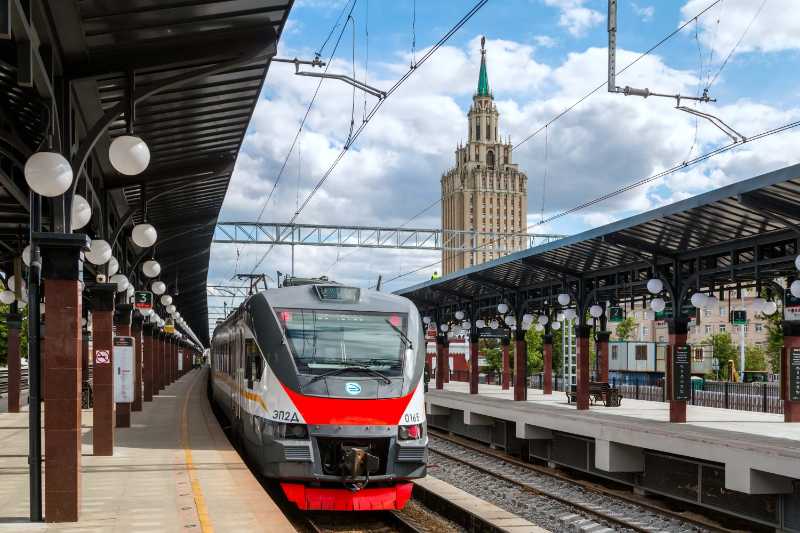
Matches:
[543,333,553,395]
[114,304,133,428]
[89,283,116,456]
[469,333,480,394]
[596,331,610,383]
[667,319,689,423]
[782,323,800,422]
[37,232,89,522]
[131,314,143,412]
[143,324,155,402]
[159,333,166,390]
[576,324,591,410]
[441,338,450,384]
[6,311,21,413]
[435,336,445,390]
[171,337,177,383]
[514,328,527,401]
[501,336,511,390]
[81,325,90,408]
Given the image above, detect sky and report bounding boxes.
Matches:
[208,0,800,329]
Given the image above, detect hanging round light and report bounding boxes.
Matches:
[791,280,800,298]
[131,223,157,248]
[535,323,544,332]
[589,304,603,318]
[160,294,173,306]
[475,319,486,329]
[762,301,778,316]
[70,194,92,230]
[556,312,565,322]
[110,273,129,293]
[0,290,14,305]
[7,275,24,293]
[24,151,73,197]
[650,297,666,313]
[142,259,161,278]
[490,319,499,329]
[126,285,135,298]
[522,313,533,324]
[17,288,27,306]
[497,303,509,314]
[174,311,181,319]
[538,314,549,325]
[109,135,150,176]
[439,323,449,333]
[462,320,471,330]
[107,256,120,276]
[167,304,177,315]
[151,280,166,295]
[22,244,31,267]
[505,315,516,326]
[563,308,577,321]
[751,297,766,313]
[796,255,800,271]
[522,320,532,330]
[557,293,570,306]
[85,239,112,265]
[646,278,663,295]
[454,310,465,321]
[551,321,562,331]
[690,292,707,308]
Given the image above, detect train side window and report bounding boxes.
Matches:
[245,339,262,388]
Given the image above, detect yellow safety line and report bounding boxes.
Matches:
[181,371,214,533]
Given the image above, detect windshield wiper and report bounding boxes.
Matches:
[384,319,413,350]
[302,365,392,389]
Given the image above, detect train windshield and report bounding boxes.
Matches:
[276,309,408,375]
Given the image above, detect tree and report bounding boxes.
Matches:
[614,317,637,341]
[705,332,737,379]
[481,339,502,374]
[763,309,783,373]
[745,344,767,372]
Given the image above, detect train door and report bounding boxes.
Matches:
[234,327,244,421]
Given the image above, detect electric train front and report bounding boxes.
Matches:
[253,284,427,511]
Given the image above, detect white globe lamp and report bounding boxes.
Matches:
[152,281,166,295]
[167,304,177,315]
[522,313,533,324]
[126,285,135,298]
[490,319,499,329]
[70,194,92,230]
[497,303,509,314]
[762,301,778,316]
[557,293,570,306]
[796,255,800,271]
[646,278,663,295]
[535,323,544,332]
[589,304,603,318]
[110,273,129,293]
[650,297,666,313]
[690,292,707,308]
[131,223,157,248]
[160,294,173,306]
[107,256,120,276]
[551,321,562,331]
[538,314,549,325]
[0,290,14,305]
[109,135,150,175]
[85,239,112,265]
[791,280,800,298]
[475,319,486,329]
[505,315,516,326]
[462,320,471,330]
[454,310,465,321]
[7,275,24,292]
[24,151,73,197]
[142,259,161,278]
[22,244,31,267]
[439,324,449,333]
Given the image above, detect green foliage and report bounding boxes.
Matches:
[1,304,28,366]
[705,332,737,379]
[614,317,637,341]
[763,310,783,373]
[745,345,767,371]
[481,339,502,374]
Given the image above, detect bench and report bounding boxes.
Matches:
[566,382,622,407]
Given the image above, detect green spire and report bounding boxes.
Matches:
[477,36,490,96]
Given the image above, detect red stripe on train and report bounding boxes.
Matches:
[281,383,414,425]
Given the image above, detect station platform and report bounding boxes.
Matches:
[0,368,295,532]
[426,382,800,496]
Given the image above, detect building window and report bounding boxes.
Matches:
[755,323,763,333]
[703,309,711,318]
[487,118,491,140]
[487,150,495,169]
[643,327,649,336]
[719,324,726,333]
[694,348,704,362]
[611,345,618,361]
[476,121,480,141]
[504,148,509,164]
[475,146,479,160]
[635,345,647,361]
[705,324,712,334]
[719,307,725,317]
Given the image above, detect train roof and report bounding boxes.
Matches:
[260,284,417,313]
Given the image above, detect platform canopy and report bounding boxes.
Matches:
[397,163,800,318]
[0,0,294,345]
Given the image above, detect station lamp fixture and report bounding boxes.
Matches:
[108,257,120,276]
[110,273,129,293]
[24,151,73,197]
[109,135,151,176]
[152,281,167,295]
[761,301,778,315]
[557,293,570,306]
[439,324,449,333]
[70,195,92,230]
[454,310,465,321]
[690,292,707,308]
[160,294,173,306]
[537,314,549,325]
[142,259,161,278]
[551,321,562,331]
[497,303,509,314]
[791,280,800,298]
[475,319,486,329]
[490,319,499,329]
[131,223,158,248]
[650,297,666,313]
[505,315,517,326]
[0,289,15,305]
[461,320,471,330]
[85,239,112,266]
[422,316,432,325]
[646,278,663,295]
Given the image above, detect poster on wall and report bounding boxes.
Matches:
[790,347,800,402]
[178,350,184,372]
[672,345,691,401]
[114,336,134,403]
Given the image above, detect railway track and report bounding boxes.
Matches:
[301,509,426,533]
[428,429,748,533]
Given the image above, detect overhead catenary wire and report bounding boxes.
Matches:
[375,118,800,288]
[706,0,766,90]
[250,0,490,274]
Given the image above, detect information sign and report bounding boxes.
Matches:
[785,289,800,321]
[730,310,747,325]
[114,337,134,403]
[672,345,691,401]
[608,306,624,323]
[134,291,153,310]
[790,347,800,402]
[478,327,511,339]
[178,350,184,372]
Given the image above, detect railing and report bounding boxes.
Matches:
[0,368,29,395]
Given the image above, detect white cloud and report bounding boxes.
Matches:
[533,35,557,48]
[632,3,654,22]
[682,0,800,56]
[543,0,604,37]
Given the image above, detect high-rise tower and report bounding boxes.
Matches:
[440,37,528,274]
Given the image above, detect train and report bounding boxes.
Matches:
[209,277,428,511]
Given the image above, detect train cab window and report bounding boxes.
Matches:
[277,309,409,376]
[245,339,262,388]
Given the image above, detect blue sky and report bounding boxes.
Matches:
[207,0,800,328]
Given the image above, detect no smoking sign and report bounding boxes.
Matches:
[95,350,110,364]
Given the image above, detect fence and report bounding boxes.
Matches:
[0,368,29,396]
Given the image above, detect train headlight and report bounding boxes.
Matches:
[398,424,423,440]
[260,418,309,440]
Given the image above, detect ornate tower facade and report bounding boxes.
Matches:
[441,37,528,274]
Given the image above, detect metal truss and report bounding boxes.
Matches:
[206,285,250,298]
[214,222,564,252]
